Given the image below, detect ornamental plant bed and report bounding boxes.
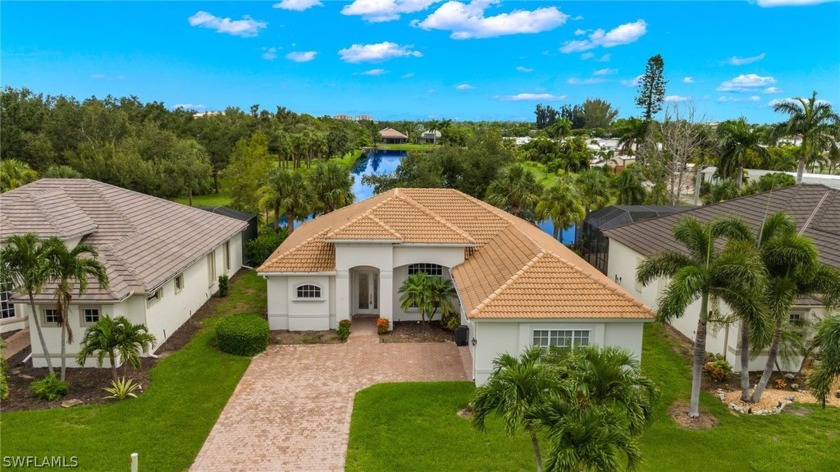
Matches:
[272,330,344,345]
[379,321,453,343]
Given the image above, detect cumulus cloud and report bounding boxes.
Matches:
[499,93,566,101]
[726,53,766,65]
[567,77,606,85]
[456,83,474,90]
[769,97,831,106]
[273,0,323,11]
[683,76,694,84]
[574,28,587,36]
[665,95,691,102]
[718,95,761,102]
[414,0,569,39]
[362,68,386,76]
[338,42,422,62]
[560,19,647,53]
[580,52,594,60]
[763,86,782,94]
[621,75,643,87]
[342,0,441,23]
[593,68,617,76]
[717,73,776,92]
[188,11,267,37]
[756,0,835,6]
[286,51,318,62]
[262,47,279,60]
[516,66,534,72]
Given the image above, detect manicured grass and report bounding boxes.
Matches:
[0,271,266,471]
[520,161,557,187]
[346,323,840,472]
[174,192,232,207]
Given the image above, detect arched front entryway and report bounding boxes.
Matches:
[351,266,380,316]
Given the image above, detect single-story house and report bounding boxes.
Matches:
[257,188,654,385]
[418,130,441,144]
[199,206,258,264]
[0,179,246,367]
[702,166,840,190]
[378,128,408,145]
[603,184,839,372]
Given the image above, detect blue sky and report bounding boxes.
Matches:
[2,1,839,123]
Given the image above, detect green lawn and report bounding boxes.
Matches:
[347,323,840,472]
[174,192,232,207]
[0,271,266,471]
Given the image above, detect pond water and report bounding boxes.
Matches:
[351,149,576,245]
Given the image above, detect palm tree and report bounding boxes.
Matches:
[749,215,840,402]
[264,168,314,234]
[0,234,55,373]
[77,315,156,382]
[637,216,766,418]
[0,159,38,193]
[311,160,354,214]
[614,168,647,205]
[535,176,585,241]
[428,276,456,325]
[397,273,454,325]
[808,314,840,408]
[473,347,555,472]
[577,168,612,214]
[716,118,770,187]
[44,238,109,381]
[615,117,648,156]
[773,91,839,183]
[485,164,544,221]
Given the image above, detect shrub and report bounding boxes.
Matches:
[103,377,141,400]
[377,318,390,335]
[216,313,269,356]
[774,378,788,390]
[218,274,229,297]
[336,326,351,342]
[246,229,288,266]
[702,357,732,383]
[339,319,352,329]
[30,373,69,401]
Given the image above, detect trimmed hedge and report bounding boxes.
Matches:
[215,314,269,356]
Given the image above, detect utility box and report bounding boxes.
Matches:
[454,325,469,346]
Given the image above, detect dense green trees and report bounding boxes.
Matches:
[486,164,544,222]
[772,91,839,182]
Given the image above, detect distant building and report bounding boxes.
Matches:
[333,114,352,121]
[702,166,840,190]
[379,128,408,144]
[419,130,441,144]
[355,114,374,122]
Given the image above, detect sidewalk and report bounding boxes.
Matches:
[2,328,30,359]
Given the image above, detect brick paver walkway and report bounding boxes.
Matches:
[191,319,468,471]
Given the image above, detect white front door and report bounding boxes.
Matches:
[355,270,379,315]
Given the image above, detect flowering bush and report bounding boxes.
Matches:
[377,318,390,335]
[702,357,732,383]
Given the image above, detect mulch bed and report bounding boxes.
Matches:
[668,401,719,430]
[272,330,343,345]
[379,321,454,343]
[1,270,249,412]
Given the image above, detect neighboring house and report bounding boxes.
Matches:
[702,166,840,190]
[257,188,654,385]
[0,179,246,367]
[418,130,441,144]
[603,184,839,371]
[378,128,408,144]
[199,206,258,265]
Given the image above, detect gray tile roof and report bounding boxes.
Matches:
[1,179,247,301]
[603,184,840,270]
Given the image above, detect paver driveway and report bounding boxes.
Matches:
[191,321,468,471]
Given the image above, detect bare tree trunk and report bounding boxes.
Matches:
[213,170,219,194]
[60,322,67,381]
[796,159,805,184]
[751,324,783,402]
[694,164,703,206]
[737,167,744,187]
[690,294,709,418]
[287,210,295,234]
[109,352,118,383]
[274,206,280,234]
[188,187,193,207]
[740,320,751,401]
[529,430,543,472]
[28,294,54,373]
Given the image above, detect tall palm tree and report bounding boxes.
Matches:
[44,238,109,381]
[614,168,647,205]
[473,347,555,472]
[265,168,314,234]
[0,233,55,373]
[773,91,839,183]
[637,216,766,418]
[485,164,544,221]
[717,118,771,187]
[808,314,840,408]
[576,168,612,214]
[615,117,648,156]
[535,176,585,241]
[77,315,156,382]
[0,159,38,193]
[311,160,354,214]
[749,215,840,402]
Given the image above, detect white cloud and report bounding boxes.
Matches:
[726,53,766,65]
[273,0,323,11]
[262,47,278,60]
[593,68,617,76]
[717,73,776,92]
[683,76,694,84]
[567,77,606,85]
[719,95,761,102]
[595,54,611,62]
[286,51,318,62]
[769,97,831,106]
[763,86,782,94]
[362,68,386,76]
[338,42,422,62]
[342,0,441,23]
[456,83,474,90]
[516,66,534,72]
[665,95,691,102]
[499,93,566,101]
[574,28,587,36]
[402,72,415,78]
[580,52,594,60]
[414,0,569,39]
[188,11,267,37]
[756,0,835,6]
[560,19,647,53]
[571,15,584,21]
[620,75,643,87]
[172,103,207,111]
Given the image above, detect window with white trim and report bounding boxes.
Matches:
[82,307,100,326]
[408,263,444,277]
[0,284,16,319]
[533,329,590,349]
[223,241,230,271]
[175,274,184,293]
[43,308,59,326]
[295,284,322,299]
[147,287,163,303]
[789,312,803,323]
[207,252,216,287]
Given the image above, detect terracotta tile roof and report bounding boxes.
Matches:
[260,188,653,320]
[1,179,247,301]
